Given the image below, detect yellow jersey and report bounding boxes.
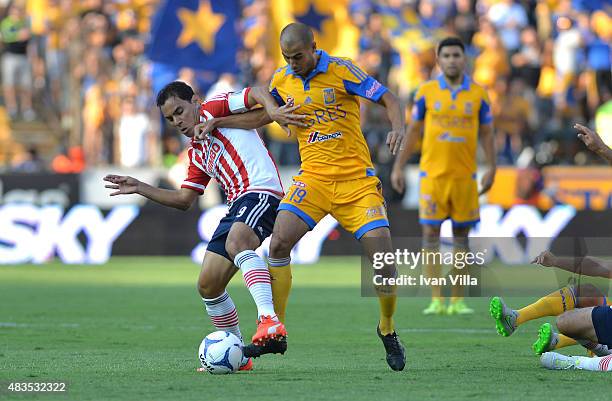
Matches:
[269,50,388,181]
[412,75,492,179]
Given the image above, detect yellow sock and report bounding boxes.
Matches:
[378,295,396,335]
[269,263,292,323]
[516,286,576,325]
[555,334,578,349]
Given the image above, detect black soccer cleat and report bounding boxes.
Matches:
[242,336,287,358]
[377,326,406,371]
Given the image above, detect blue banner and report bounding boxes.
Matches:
[146,0,240,72]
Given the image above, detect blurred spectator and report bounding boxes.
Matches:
[161,135,181,169]
[552,16,582,119]
[510,27,541,87]
[10,145,44,172]
[1,1,35,120]
[487,0,528,54]
[206,73,239,100]
[115,96,153,168]
[493,78,534,164]
[454,0,478,46]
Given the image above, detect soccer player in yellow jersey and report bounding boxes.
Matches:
[198,22,407,370]
[391,37,496,316]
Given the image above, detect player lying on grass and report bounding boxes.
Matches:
[531,251,612,370]
[193,22,408,371]
[490,278,611,356]
[104,81,304,370]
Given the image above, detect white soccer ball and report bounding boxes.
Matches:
[198,331,243,374]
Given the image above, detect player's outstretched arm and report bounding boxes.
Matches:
[248,86,307,135]
[378,91,406,156]
[532,251,612,279]
[103,175,198,211]
[575,123,612,164]
[194,108,273,140]
[479,123,496,195]
[390,119,423,193]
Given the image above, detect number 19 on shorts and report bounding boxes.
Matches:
[289,188,307,204]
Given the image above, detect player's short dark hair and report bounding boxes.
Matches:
[437,37,465,55]
[156,81,194,107]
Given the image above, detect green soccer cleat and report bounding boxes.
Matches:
[540,352,578,370]
[447,299,474,315]
[533,323,559,355]
[489,296,518,337]
[422,298,446,315]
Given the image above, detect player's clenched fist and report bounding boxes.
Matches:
[194,119,216,140]
[531,250,556,267]
[103,175,140,196]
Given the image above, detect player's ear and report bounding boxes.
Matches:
[191,94,199,104]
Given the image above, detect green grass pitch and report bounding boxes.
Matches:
[1,256,611,400]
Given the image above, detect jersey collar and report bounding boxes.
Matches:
[285,50,330,89]
[437,74,471,100]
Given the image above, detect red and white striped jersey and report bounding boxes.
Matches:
[181,88,284,204]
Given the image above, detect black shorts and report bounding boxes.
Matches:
[206,192,279,262]
[591,305,612,347]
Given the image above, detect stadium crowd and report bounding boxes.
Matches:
[0,0,610,176]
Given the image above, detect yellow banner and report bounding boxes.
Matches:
[487,166,612,211]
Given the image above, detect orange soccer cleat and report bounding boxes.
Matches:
[251,315,287,345]
[238,357,253,371]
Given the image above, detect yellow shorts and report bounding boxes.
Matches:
[279,173,389,239]
[418,172,480,227]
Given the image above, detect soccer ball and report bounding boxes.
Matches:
[198,331,243,374]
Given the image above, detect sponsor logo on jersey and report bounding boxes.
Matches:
[434,101,441,112]
[465,101,473,115]
[304,96,312,105]
[307,131,342,144]
[293,180,307,188]
[438,132,466,143]
[323,88,336,105]
[365,80,382,98]
[206,142,223,173]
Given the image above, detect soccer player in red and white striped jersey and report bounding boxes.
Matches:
[103,81,302,369]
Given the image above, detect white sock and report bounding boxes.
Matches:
[234,250,277,319]
[574,354,612,371]
[202,291,242,340]
[578,339,612,356]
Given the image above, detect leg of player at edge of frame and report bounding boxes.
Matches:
[360,226,407,371]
